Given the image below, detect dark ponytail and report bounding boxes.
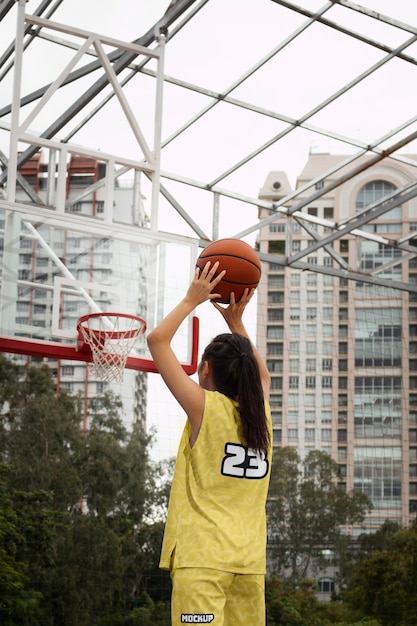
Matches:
[201,333,270,455]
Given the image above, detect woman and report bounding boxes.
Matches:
[147,261,271,626]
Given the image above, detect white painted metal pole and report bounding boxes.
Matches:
[150,31,166,231]
[8,0,26,202]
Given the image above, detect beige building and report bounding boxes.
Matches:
[257,152,417,532]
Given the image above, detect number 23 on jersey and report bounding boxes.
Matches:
[221,443,269,479]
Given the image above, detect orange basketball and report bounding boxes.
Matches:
[196,238,261,304]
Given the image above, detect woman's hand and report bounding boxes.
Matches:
[185,261,226,308]
[211,288,255,332]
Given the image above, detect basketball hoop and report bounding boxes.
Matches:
[77,312,146,382]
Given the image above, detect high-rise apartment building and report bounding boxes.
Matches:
[257,153,417,531]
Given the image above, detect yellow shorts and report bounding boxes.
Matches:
[170,567,265,626]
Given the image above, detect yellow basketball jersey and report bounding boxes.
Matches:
[160,390,272,574]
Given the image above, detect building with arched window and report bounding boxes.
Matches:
[257,153,417,534]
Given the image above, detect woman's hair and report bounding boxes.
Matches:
[201,333,270,455]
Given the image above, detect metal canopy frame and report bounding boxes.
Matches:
[0,0,417,292]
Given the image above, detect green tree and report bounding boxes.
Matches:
[343,522,417,626]
[1,363,85,510]
[0,465,58,625]
[265,576,372,626]
[0,355,172,624]
[268,447,371,584]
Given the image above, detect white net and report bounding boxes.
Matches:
[77,314,146,383]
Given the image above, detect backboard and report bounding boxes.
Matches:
[0,199,200,374]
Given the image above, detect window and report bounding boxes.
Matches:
[288,429,298,440]
[338,447,347,460]
[61,366,74,376]
[354,447,401,505]
[289,376,299,389]
[307,307,317,319]
[322,358,332,370]
[306,359,316,371]
[267,343,283,355]
[321,428,332,441]
[60,382,74,391]
[269,223,286,232]
[338,429,347,442]
[19,253,32,265]
[356,180,400,219]
[306,376,316,388]
[322,376,332,388]
[268,292,284,304]
[271,377,283,390]
[268,309,283,321]
[267,360,282,372]
[289,342,299,353]
[269,240,285,254]
[267,326,283,339]
[269,275,285,288]
[322,394,332,407]
[322,342,333,355]
[273,430,282,444]
[355,307,402,367]
[318,578,335,594]
[305,428,315,441]
[324,207,333,219]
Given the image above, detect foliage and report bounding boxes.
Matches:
[0,355,172,624]
[265,577,381,626]
[0,465,54,625]
[343,521,417,626]
[268,447,372,584]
